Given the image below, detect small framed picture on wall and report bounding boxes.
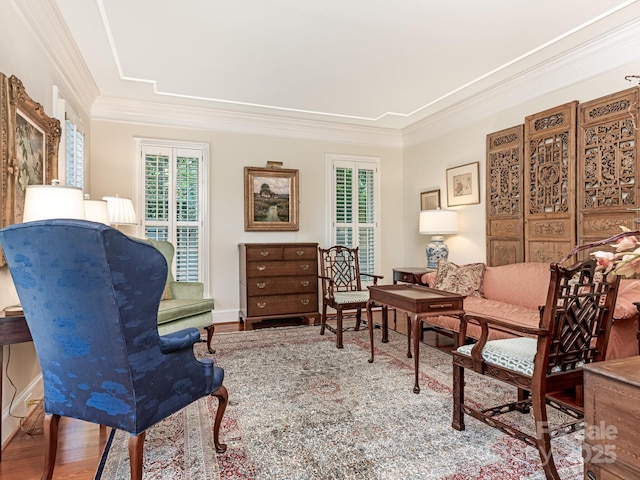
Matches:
[446,162,480,207]
[420,189,440,210]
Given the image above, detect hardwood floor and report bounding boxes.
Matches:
[0,316,448,479]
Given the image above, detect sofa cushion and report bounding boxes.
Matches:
[480,262,550,310]
[434,260,485,297]
[157,298,214,325]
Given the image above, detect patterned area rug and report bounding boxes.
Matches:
[95,325,583,479]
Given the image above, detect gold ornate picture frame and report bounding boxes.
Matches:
[244,166,299,231]
[0,73,61,264]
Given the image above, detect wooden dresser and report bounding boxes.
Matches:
[583,356,640,479]
[239,243,320,330]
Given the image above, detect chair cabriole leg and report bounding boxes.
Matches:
[128,431,145,480]
[41,413,60,480]
[212,385,228,453]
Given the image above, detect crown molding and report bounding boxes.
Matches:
[13,0,99,116]
[402,17,640,146]
[91,97,403,148]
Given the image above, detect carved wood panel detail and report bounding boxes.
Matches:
[578,87,640,254]
[486,125,524,266]
[524,101,578,262]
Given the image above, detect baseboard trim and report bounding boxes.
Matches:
[2,373,43,450]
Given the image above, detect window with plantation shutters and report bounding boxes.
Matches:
[136,140,209,289]
[65,118,84,188]
[328,154,380,280]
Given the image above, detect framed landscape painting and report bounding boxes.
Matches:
[446,162,480,207]
[0,73,60,265]
[244,166,299,231]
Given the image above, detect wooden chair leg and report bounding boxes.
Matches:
[320,303,327,335]
[336,309,344,349]
[354,309,362,331]
[531,387,560,480]
[452,364,465,431]
[41,413,60,480]
[516,388,531,413]
[211,385,228,453]
[381,306,389,343]
[205,324,215,354]
[128,431,146,480]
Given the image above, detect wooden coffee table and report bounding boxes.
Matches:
[366,284,465,393]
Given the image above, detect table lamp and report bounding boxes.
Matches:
[419,209,458,269]
[102,195,137,229]
[22,182,86,222]
[83,195,111,225]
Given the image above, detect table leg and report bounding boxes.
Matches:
[367,300,375,363]
[406,312,412,358]
[412,313,421,394]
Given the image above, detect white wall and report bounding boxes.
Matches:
[402,63,640,269]
[90,121,404,322]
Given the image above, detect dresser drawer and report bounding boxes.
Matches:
[247,275,317,296]
[283,245,317,260]
[247,293,318,316]
[246,260,316,277]
[245,246,283,261]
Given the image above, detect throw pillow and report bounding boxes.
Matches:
[434,260,486,297]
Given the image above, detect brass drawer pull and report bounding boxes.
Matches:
[260,251,269,256]
[300,264,310,270]
[257,265,266,271]
[301,299,310,306]
[257,302,266,308]
[300,281,309,287]
[296,250,304,256]
[256,282,266,289]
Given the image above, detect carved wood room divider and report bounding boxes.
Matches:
[486,87,640,266]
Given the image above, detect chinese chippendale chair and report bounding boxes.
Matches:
[318,245,385,349]
[0,220,228,480]
[451,259,620,480]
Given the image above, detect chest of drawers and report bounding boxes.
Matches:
[583,356,640,479]
[239,243,320,330]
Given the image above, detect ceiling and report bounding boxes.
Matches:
[53,0,640,130]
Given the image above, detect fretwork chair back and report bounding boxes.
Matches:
[451,259,620,480]
[318,245,384,348]
[0,220,228,480]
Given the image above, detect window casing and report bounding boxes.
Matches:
[135,139,209,291]
[327,154,381,280]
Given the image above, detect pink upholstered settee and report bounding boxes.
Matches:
[421,262,640,360]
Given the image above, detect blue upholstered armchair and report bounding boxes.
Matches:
[0,219,227,480]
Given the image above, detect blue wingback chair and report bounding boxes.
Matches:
[0,219,227,480]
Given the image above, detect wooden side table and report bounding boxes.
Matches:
[366,284,464,393]
[392,267,433,286]
[0,312,33,461]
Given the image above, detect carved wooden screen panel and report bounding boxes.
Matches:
[486,125,524,266]
[524,101,578,262]
[577,87,639,258]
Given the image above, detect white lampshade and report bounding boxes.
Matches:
[102,196,137,226]
[419,209,458,235]
[83,198,111,225]
[23,184,86,222]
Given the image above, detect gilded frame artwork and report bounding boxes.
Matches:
[420,189,440,210]
[244,166,299,231]
[0,73,61,265]
[446,162,480,207]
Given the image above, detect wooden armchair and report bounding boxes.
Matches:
[451,259,620,480]
[318,245,384,348]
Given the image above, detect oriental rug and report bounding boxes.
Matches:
[95,325,583,479]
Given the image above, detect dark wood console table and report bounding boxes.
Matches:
[0,312,33,461]
[366,284,464,394]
